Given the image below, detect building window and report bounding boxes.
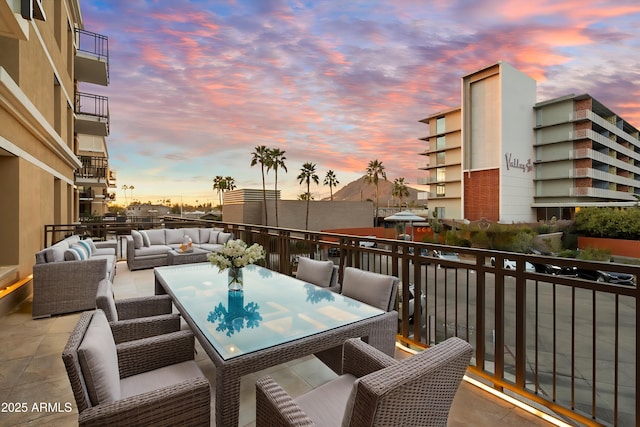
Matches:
[436,167,446,182]
[436,117,445,134]
[436,183,446,197]
[436,207,446,219]
[436,152,445,165]
[436,136,446,150]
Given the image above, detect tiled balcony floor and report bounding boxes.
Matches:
[0,261,558,426]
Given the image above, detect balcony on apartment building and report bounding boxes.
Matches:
[75,28,109,86]
[75,91,109,136]
[74,155,109,186]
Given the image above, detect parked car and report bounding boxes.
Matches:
[575,268,636,286]
[490,257,535,271]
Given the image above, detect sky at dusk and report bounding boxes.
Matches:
[79,0,640,206]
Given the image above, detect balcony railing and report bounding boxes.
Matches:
[44,219,640,426]
[75,28,109,85]
[74,155,108,185]
[75,92,109,136]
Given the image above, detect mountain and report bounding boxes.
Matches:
[323,176,421,205]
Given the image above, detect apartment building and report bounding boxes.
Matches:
[419,62,640,223]
[0,0,112,314]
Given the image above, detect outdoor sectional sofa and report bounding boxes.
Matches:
[33,235,117,318]
[125,227,232,270]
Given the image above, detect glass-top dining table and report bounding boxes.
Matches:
[154,262,398,427]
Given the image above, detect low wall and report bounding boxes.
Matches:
[578,236,640,259]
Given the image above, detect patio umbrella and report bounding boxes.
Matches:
[384,211,426,240]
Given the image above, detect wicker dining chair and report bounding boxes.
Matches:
[295,257,340,292]
[62,310,211,426]
[315,267,399,373]
[96,278,181,342]
[256,337,472,427]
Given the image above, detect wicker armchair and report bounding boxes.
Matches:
[96,279,181,342]
[62,310,211,427]
[295,257,340,293]
[315,267,399,373]
[256,337,472,427]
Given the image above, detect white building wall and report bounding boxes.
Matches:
[499,63,537,222]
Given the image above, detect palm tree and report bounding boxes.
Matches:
[323,170,339,201]
[250,146,270,225]
[392,177,410,208]
[297,162,319,230]
[365,159,387,223]
[268,148,287,227]
[122,184,129,206]
[212,176,227,208]
[128,185,135,204]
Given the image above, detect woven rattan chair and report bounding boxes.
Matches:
[256,337,472,427]
[295,257,340,292]
[96,279,181,342]
[315,267,399,373]
[62,310,211,426]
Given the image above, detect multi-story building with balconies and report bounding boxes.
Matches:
[419,62,640,223]
[0,0,112,314]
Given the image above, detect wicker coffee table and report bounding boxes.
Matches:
[167,247,209,265]
[154,263,397,427]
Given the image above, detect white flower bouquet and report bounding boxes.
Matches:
[207,239,265,271]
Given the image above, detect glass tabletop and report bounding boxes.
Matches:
[155,263,385,360]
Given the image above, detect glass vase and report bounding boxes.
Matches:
[228,266,244,291]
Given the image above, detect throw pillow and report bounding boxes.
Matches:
[131,230,143,249]
[139,230,151,247]
[218,232,232,244]
[85,238,98,253]
[208,230,220,244]
[78,310,120,405]
[77,240,93,257]
[64,248,81,261]
[70,244,89,260]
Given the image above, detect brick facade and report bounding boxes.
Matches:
[463,169,499,221]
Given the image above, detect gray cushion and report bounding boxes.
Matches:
[341,267,396,311]
[85,238,98,252]
[139,230,151,247]
[296,258,335,288]
[120,361,205,399]
[208,230,220,244]
[295,374,356,426]
[131,230,143,249]
[183,228,201,244]
[218,232,232,244]
[135,245,172,257]
[146,229,166,245]
[77,310,120,405]
[199,228,212,244]
[165,228,184,245]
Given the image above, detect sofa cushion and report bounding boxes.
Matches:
[296,258,335,288]
[183,228,201,244]
[208,230,220,244]
[77,310,120,405]
[295,373,356,426]
[218,232,232,244]
[64,244,89,261]
[131,230,143,249]
[165,229,185,245]
[199,228,212,244]
[85,238,98,253]
[341,267,396,311]
[199,243,223,252]
[134,246,173,257]
[45,244,68,263]
[146,229,166,245]
[139,230,151,247]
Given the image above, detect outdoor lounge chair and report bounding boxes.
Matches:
[62,310,210,426]
[295,257,340,292]
[256,336,472,426]
[316,267,399,373]
[96,278,181,342]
